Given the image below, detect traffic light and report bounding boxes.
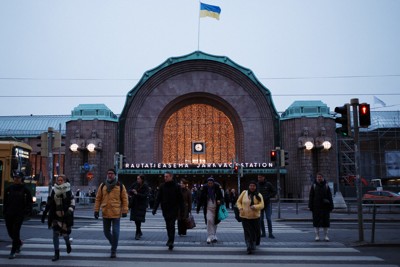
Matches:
[233,164,239,174]
[280,150,289,167]
[270,150,277,162]
[334,104,351,137]
[359,103,371,128]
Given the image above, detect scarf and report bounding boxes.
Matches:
[105,177,118,192]
[54,182,70,197]
[248,189,260,206]
[207,185,215,203]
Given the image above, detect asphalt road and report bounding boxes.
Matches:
[0,203,399,267]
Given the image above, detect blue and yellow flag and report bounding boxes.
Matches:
[200,2,221,20]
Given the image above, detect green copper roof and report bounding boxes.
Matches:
[70,104,118,122]
[281,100,331,119]
[123,51,278,115]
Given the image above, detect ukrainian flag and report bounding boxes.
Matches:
[200,2,221,20]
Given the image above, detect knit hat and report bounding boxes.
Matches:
[207,177,215,182]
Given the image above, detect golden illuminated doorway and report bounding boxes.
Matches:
[162,104,235,164]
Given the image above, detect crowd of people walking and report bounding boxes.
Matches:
[5,169,334,259]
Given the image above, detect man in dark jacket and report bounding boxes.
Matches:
[3,172,33,259]
[257,174,276,238]
[152,171,183,250]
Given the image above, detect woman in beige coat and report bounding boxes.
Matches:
[236,180,264,254]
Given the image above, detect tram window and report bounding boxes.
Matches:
[11,158,18,170]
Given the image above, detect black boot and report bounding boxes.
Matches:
[66,242,72,254]
[52,249,60,261]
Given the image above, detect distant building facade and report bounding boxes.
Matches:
[1,51,399,197]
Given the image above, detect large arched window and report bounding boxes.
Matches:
[162,104,235,164]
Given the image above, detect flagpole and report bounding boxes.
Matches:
[197,1,201,51]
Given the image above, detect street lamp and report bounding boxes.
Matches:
[69,143,79,152]
[305,141,314,150]
[86,143,96,152]
[322,141,332,150]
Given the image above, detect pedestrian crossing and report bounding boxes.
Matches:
[1,216,397,266]
[0,237,396,267]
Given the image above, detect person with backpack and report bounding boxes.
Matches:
[257,174,277,238]
[3,171,33,259]
[41,174,75,261]
[94,168,129,258]
[308,172,334,241]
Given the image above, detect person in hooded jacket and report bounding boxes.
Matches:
[41,174,75,261]
[308,172,334,241]
[236,180,264,254]
[196,177,223,244]
[4,172,33,259]
[128,174,149,240]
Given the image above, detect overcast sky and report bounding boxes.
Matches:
[1,0,399,116]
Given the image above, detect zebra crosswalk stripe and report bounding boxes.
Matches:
[0,238,396,267]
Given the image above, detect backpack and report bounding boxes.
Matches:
[100,182,124,200]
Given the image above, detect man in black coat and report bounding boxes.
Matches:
[3,172,32,259]
[152,171,183,250]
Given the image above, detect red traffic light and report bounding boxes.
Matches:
[270,150,277,162]
[233,165,239,173]
[359,103,371,128]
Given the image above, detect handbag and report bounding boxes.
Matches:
[233,205,242,222]
[217,203,229,221]
[186,213,196,229]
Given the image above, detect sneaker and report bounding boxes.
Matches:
[168,244,174,250]
[110,251,116,258]
[315,236,320,241]
[8,253,16,259]
[324,236,330,242]
[268,234,275,239]
[206,238,211,244]
[212,238,218,243]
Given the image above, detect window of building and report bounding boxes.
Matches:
[162,104,235,164]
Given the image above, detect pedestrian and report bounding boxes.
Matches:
[229,188,238,210]
[308,172,334,241]
[94,168,129,258]
[128,174,149,240]
[75,189,80,204]
[236,180,264,254]
[3,171,33,259]
[177,179,192,236]
[41,174,75,261]
[224,188,231,209]
[152,171,183,250]
[257,174,277,238]
[196,177,223,244]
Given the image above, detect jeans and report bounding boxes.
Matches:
[260,202,272,235]
[103,218,120,252]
